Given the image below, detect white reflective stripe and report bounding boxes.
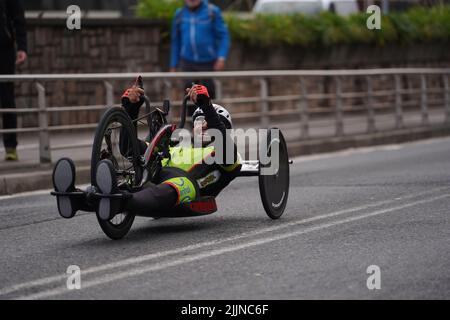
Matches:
[197,170,221,189]
[240,160,259,173]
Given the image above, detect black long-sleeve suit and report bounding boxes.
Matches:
[119,94,241,215]
[0,0,27,149]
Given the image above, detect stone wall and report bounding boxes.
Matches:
[15,18,164,127]
[227,43,450,70]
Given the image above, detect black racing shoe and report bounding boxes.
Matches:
[52,158,76,218]
[95,160,122,221]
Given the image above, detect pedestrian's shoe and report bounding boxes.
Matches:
[52,158,77,218]
[95,160,122,221]
[5,148,18,161]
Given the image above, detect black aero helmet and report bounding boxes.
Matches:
[192,104,233,130]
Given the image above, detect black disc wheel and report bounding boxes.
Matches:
[258,128,290,219]
[91,107,143,240]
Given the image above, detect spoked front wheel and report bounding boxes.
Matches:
[91,107,143,240]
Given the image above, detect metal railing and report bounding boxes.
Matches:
[0,68,449,164]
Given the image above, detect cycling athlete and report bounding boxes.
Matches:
[52,84,241,220]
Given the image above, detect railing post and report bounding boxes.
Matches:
[420,74,429,126]
[214,79,223,101]
[104,81,114,106]
[298,77,309,139]
[163,80,173,122]
[443,74,450,125]
[334,77,344,136]
[394,74,404,129]
[366,76,376,133]
[36,82,51,164]
[259,78,269,128]
[163,80,172,99]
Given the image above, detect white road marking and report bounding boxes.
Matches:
[16,192,450,300]
[1,187,448,299]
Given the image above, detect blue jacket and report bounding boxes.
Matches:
[170,0,230,68]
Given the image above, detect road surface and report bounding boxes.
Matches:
[0,137,449,299]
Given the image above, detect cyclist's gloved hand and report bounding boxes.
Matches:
[187,84,211,107]
[122,86,144,104]
[121,85,145,121]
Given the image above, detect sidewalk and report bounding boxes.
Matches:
[0,110,449,195]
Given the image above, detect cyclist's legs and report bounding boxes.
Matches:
[53,159,198,218]
[124,167,198,215]
[123,183,177,215]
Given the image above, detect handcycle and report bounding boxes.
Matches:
[51,79,290,240]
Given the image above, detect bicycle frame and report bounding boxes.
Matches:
[133,94,191,188]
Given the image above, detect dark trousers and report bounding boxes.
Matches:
[0,47,17,149]
[180,59,216,116]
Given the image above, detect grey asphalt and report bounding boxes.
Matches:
[0,137,449,300]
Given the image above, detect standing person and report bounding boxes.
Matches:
[0,0,27,161]
[170,0,230,101]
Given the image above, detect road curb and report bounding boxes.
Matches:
[0,126,449,195]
